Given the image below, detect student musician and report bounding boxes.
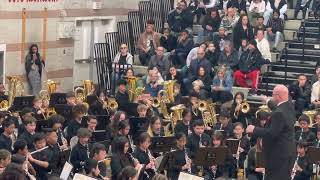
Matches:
[295,114,317,146]
[12,139,37,177]
[112,120,132,153]
[86,115,98,132]
[133,132,156,179]
[230,92,251,128]
[137,104,148,118]
[167,132,192,180]
[247,138,264,180]
[66,91,77,106]
[291,141,313,180]
[213,110,233,138]
[31,97,46,120]
[188,92,202,120]
[115,79,130,112]
[147,116,164,137]
[175,109,193,136]
[44,128,63,176]
[110,136,141,180]
[313,111,320,132]
[66,103,87,141]
[70,128,92,173]
[47,114,67,150]
[88,89,109,116]
[209,131,237,179]
[18,117,37,150]
[0,149,11,174]
[110,111,127,137]
[11,154,36,180]
[18,107,34,136]
[84,159,102,179]
[90,143,108,179]
[232,122,250,178]
[0,119,15,152]
[117,166,137,180]
[250,111,270,146]
[186,120,211,160]
[28,133,51,180]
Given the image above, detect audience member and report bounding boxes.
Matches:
[148,46,171,78]
[218,40,239,77]
[220,8,239,37]
[213,27,229,51]
[205,42,220,68]
[256,29,272,61]
[173,30,194,68]
[187,43,208,68]
[198,8,222,43]
[248,0,266,24]
[289,74,311,115]
[311,66,320,85]
[254,16,266,34]
[168,1,193,34]
[212,68,234,103]
[233,14,254,50]
[160,28,177,53]
[227,0,247,14]
[294,0,312,19]
[266,10,284,52]
[264,0,287,25]
[145,70,164,97]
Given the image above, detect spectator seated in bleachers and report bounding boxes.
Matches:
[311,66,320,86]
[112,43,133,82]
[227,0,247,15]
[192,66,212,99]
[256,29,272,61]
[311,73,320,108]
[160,28,177,55]
[145,70,164,98]
[145,66,164,86]
[218,0,231,14]
[218,40,239,78]
[239,38,249,58]
[184,48,212,95]
[266,10,284,52]
[168,1,193,34]
[253,16,266,34]
[205,42,221,68]
[294,0,313,19]
[187,43,208,68]
[288,74,311,115]
[310,0,320,18]
[197,8,222,43]
[248,0,266,24]
[189,0,218,24]
[234,40,265,94]
[213,27,230,51]
[220,8,239,37]
[233,14,255,50]
[172,30,194,68]
[137,22,161,66]
[211,67,234,103]
[148,46,171,79]
[264,0,287,25]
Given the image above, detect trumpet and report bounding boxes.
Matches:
[234,101,250,117]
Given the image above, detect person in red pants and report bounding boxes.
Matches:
[234,40,264,94]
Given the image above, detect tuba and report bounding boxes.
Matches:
[302,108,320,125]
[163,80,176,103]
[82,80,93,96]
[7,76,24,107]
[107,98,118,112]
[153,90,171,119]
[74,87,89,109]
[127,76,138,102]
[198,100,217,127]
[0,100,9,111]
[255,105,271,118]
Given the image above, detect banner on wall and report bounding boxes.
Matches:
[8,0,58,2]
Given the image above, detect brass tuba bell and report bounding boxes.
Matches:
[82,80,93,96]
[107,98,118,112]
[7,76,24,107]
[0,100,9,111]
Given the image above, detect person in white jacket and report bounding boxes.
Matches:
[255,29,271,61]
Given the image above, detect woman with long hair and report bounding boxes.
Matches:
[230,91,251,128]
[247,138,264,180]
[233,15,254,50]
[25,44,45,96]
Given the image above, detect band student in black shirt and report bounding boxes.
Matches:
[247,138,264,180]
[44,128,61,176]
[66,104,87,141]
[28,133,51,180]
[168,132,192,180]
[175,109,193,136]
[88,88,109,116]
[90,143,108,178]
[84,158,101,179]
[213,110,234,139]
[133,132,156,179]
[147,116,165,137]
[115,79,130,112]
[0,119,15,152]
[110,136,141,180]
[186,120,211,169]
[19,117,37,150]
[292,141,313,180]
[295,114,317,146]
[112,120,132,153]
[70,128,92,173]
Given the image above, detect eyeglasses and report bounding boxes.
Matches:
[120,47,127,49]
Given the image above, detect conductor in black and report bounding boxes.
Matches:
[246,84,296,180]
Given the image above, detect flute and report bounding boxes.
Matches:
[30,146,49,155]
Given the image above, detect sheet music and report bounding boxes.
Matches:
[178,172,204,180]
[60,162,73,180]
[73,173,97,180]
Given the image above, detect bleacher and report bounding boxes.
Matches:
[94,0,320,110]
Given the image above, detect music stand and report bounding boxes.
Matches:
[129,117,149,139]
[59,149,71,167]
[126,102,139,117]
[193,147,228,167]
[49,93,66,107]
[91,130,107,142]
[96,115,110,130]
[150,136,175,153]
[36,120,49,132]
[226,139,240,155]
[54,104,73,120]
[9,96,35,112]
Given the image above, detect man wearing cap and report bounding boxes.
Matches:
[233,40,264,94]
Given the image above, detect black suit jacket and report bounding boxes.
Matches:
[253,101,296,179]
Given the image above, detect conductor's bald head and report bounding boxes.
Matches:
[272,84,289,104]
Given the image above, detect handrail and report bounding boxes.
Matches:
[301,19,306,58]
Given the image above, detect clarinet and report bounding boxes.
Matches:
[291,156,299,180]
[147,149,157,173]
[298,129,304,141]
[184,148,192,173]
[199,133,203,147]
[128,152,149,178]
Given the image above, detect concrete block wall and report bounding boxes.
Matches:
[0,0,140,93]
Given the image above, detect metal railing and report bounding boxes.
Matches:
[93,43,112,92]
